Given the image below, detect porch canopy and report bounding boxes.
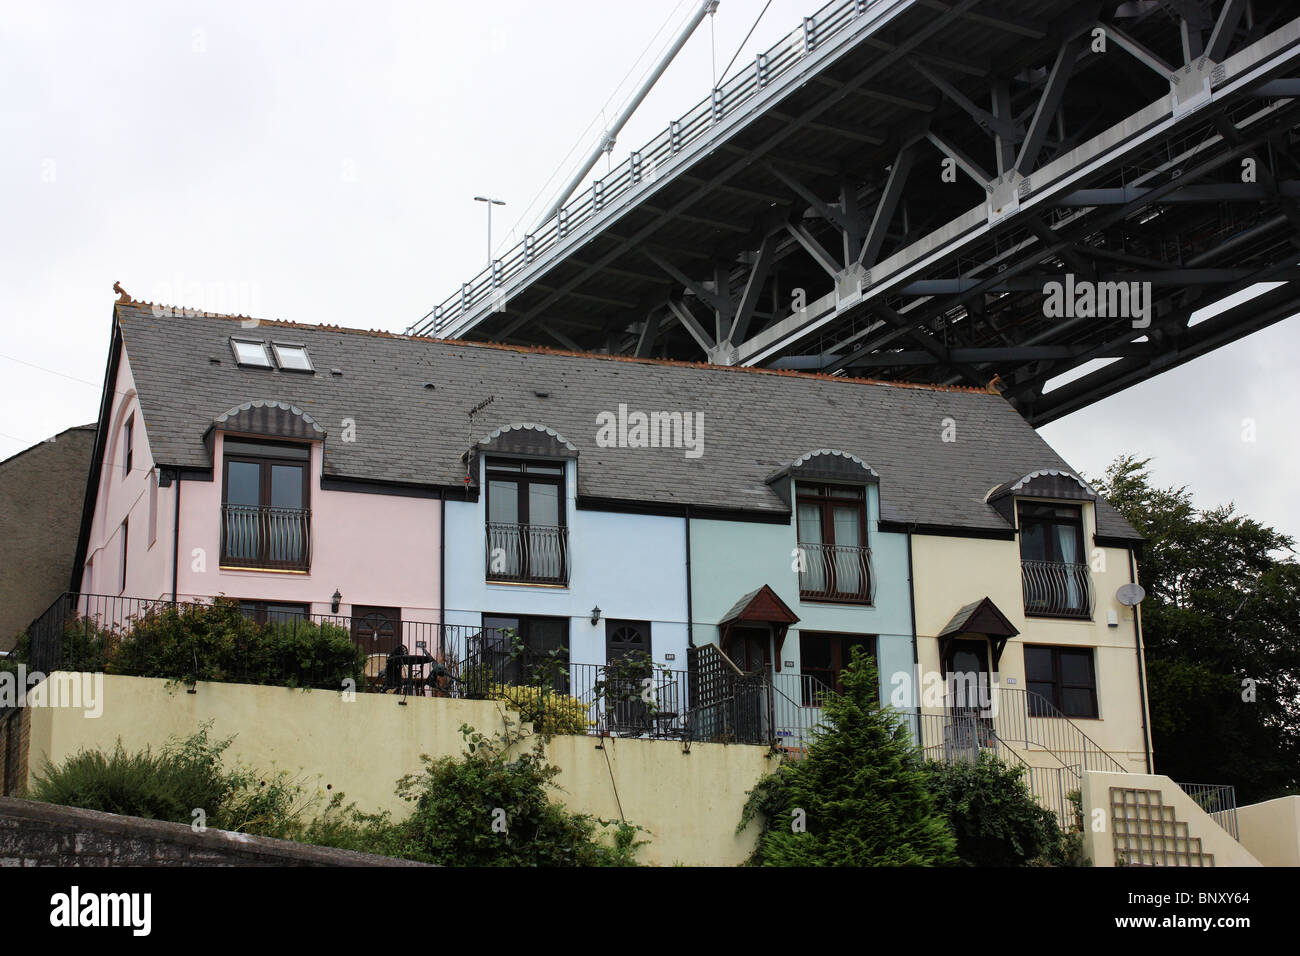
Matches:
[937,596,1019,670]
[718,584,799,672]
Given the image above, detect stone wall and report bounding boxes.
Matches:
[0,424,97,649]
[0,707,30,796]
[0,795,425,866]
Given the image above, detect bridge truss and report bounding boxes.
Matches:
[410,0,1300,425]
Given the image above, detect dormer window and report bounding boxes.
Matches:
[231,339,272,368]
[485,458,568,585]
[1018,501,1091,619]
[796,483,872,603]
[272,343,313,372]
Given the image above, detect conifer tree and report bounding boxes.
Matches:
[741,648,958,865]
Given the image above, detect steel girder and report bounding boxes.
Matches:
[421,1,1300,426]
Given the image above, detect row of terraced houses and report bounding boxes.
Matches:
[31,294,1154,800]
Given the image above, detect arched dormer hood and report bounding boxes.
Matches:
[986,468,1095,526]
[463,423,579,484]
[766,448,877,506]
[204,400,326,452]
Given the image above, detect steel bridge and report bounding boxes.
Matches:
[410,0,1300,425]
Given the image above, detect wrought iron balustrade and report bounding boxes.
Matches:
[798,542,873,602]
[485,522,570,585]
[1021,559,1093,619]
[220,503,311,571]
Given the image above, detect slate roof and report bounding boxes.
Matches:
[112,301,1140,541]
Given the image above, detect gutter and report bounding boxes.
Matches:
[1129,548,1154,773]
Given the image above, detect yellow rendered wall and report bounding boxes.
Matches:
[1079,771,1261,867]
[1237,796,1300,867]
[24,675,773,866]
[909,505,1152,772]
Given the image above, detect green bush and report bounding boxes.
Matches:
[0,633,27,677]
[739,650,958,866]
[106,600,363,689]
[922,752,1081,866]
[28,718,644,864]
[28,723,311,835]
[389,721,643,866]
[492,684,593,736]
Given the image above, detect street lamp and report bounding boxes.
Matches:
[474,195,506,266]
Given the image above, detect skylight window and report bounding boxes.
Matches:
[272,343,313,372]
[231,339,272,368]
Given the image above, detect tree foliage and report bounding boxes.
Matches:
[1093,456,1300,800]
[391,721,643,866]
[922,752,1081,866]
[739,650,958,866]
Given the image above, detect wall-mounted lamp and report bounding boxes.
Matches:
[590,606,602,626]
[331,590,342,614]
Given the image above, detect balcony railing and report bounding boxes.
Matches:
[485,522,569,585]
[1021,559,1093,619]
[798,542,873,603]
[220,504,311,571]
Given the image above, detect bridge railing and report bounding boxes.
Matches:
[412,0,895,338]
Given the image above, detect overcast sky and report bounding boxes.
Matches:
[2,0,1297,545]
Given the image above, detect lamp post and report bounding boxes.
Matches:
[474,195,506,266]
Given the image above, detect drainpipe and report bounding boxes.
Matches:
[171,469,181,603]
[685,505,694,648]
[439,493,446,658]
[1129,548,1153,773]
[906,525,921,727]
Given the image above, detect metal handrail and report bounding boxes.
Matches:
[484,521,570,585]
[798,541,873,602]
[994,686,1127,775]
[1176,782,1240,840]
[1021,559,1094,619]
[411,0,896,338]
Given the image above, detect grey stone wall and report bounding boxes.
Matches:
[0,424,97,649]
[0,796,427,866]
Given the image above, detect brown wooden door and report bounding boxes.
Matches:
[351,606,403,655]
[728,626,770,675]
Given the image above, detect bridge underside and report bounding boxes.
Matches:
[416,1,1300,426]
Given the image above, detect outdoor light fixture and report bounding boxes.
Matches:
[590,606,602,626]
[474,195,507,266]
[331,590,342,614]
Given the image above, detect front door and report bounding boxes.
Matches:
[728,625,771,675]
[945,638,993,753]
[352,605,403,655]
[604,620,654,733]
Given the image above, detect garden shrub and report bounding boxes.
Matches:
[29,719,644,865]
[105,600,363,688]
[739,649,958,866]
[28,723,312,836]
[390,721,643,866]
[922,751,1079,866]
[492,684,592,736]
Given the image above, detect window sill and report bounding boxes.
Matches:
[799,596,874,607]
[1023,611,1093,622]
[485,580,569,590]
[1028,713,1101,721]
[219,565,311,575]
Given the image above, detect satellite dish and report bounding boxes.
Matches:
[1116,583,1146,607]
